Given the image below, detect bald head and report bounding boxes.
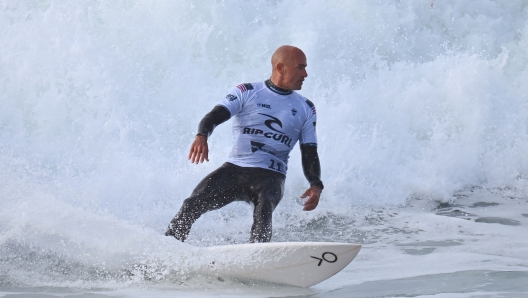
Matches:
[270,45,308,91]
[271,45,305,67]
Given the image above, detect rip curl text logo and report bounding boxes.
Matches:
[242,113,293,147]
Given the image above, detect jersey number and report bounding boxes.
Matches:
[268,159,282,172]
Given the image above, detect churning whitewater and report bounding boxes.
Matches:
[1,1,528,297]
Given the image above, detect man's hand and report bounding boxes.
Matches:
[300,186,322,211]
[188,135,209,164]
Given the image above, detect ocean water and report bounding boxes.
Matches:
[1,0,528,297]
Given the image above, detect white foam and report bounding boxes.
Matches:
[1,0,528,295]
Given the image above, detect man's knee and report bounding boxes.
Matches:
[180,196,203,215]
[254,197,277,215]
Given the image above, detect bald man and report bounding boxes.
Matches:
[165,45,323,243]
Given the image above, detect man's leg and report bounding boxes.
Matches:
[248,171,285,243]
[166,163,243,242]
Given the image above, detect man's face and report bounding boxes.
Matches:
[281,51,308,90]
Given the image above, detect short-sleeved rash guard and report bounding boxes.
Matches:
[218,80,318,175]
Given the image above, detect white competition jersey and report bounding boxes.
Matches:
[218,80,318,175]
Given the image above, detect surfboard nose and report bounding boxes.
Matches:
[198,242,362,287]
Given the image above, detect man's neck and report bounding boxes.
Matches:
[266,79,292,95]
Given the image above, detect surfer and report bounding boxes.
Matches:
[165,45,323,243]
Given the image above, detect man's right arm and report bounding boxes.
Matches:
[196,105,231,137]
[188,105,231,164]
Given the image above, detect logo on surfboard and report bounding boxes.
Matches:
[311,252,338,266]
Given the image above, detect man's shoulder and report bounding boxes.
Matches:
[303,97,315,108]
[233,81,265,93]
[291,91,316,109]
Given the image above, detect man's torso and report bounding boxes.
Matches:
[217,81,317,175]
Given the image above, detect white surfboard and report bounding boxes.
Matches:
[196,242,361,287]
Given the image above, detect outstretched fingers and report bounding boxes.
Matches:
[188,135,209,164]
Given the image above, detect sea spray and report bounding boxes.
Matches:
[1,0,528,289]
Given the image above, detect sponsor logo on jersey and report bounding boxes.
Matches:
[291,108,297,116]
[236,83,254,92]
[242,127,293,147]
[242,113,293,147]
[257,103,271,109]
[225,94,237,101]
[250,141,276,155]
[259,113,284,133]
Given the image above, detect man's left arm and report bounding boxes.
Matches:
[300,144,324,211]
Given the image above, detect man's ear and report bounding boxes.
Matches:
[276,62,284,75]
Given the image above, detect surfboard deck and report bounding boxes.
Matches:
[196,242,361,287]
